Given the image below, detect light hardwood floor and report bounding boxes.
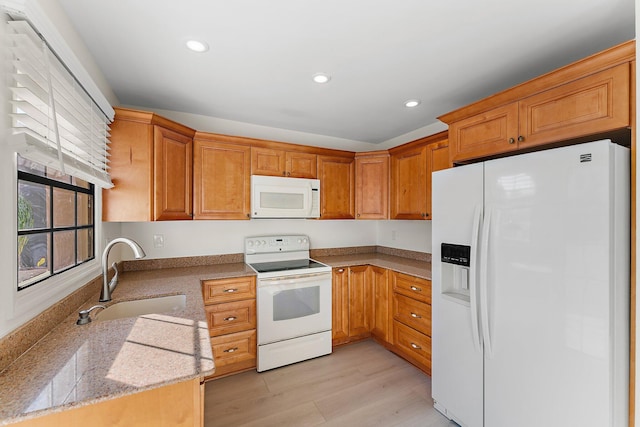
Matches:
[204,339,456,426]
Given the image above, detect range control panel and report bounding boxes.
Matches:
[245,234,310,255]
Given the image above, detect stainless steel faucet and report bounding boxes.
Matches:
[100,237,146,302]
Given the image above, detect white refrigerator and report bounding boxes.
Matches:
[431,140,629,427]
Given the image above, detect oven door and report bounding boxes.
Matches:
[257,272,332,345]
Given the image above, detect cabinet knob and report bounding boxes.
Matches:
[224,316,237,321]
[357,213,360,218]
[518,135,525,142]
[223,347,239,353]
[410,343,422,350]
[410,312,422,319]
[287,171,291,176]
[337,268,344,273]
[508,137,516,144]
[223,288,238,293]
[410,286,422,292]
[282,171,287,176]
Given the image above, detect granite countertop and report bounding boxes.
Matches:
[0,262,255,425]
[314,253,431,280]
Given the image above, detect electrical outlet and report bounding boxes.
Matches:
[153,234,164,248]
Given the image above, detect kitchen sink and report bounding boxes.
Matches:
[95,294,186,322]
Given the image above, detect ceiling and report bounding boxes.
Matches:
[58,0,635,148]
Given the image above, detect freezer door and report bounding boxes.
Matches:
[482,140,629,427]
[432,162,484,427]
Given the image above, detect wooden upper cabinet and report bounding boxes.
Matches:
[441,41,633,164]
[425,139,450,220]
[448,103,519,163]
[317,155,355,219]
[103,107,195,222]
[251,147,317,178]
[355,152,389,220]
[193,135,251,220]
[518,63,630,148]
[390,144,427,220]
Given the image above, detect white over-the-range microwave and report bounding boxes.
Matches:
[251,175,320,218]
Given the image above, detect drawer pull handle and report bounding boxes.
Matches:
[223,347,239,353]
[410,286,422,292]
[410,343,422,350]
[224,316,237,321]
[223,288,238,293]
[410,312,422,319]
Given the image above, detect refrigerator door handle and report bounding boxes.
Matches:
[480,206,493,358]
[469,205,483,351]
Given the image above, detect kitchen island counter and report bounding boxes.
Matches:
[0,262,254,425]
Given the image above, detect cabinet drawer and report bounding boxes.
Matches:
[205,299,256,337]
[393,293,431,336]
[392,272,431,304]
[210,329,256,368]
[393,321,431,369]
[202,276,256,304]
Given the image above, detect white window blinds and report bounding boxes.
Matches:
[6,19,113,188]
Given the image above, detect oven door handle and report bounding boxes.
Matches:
[258,272,332,285]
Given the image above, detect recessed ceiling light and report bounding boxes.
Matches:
[186,39,209,53]
[312,73,331,84]
[404,99,421,108]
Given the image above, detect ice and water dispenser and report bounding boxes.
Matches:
[440,243,472,303]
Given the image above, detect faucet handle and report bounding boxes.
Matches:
[76,305,106,325]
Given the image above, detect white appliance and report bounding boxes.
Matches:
[431,140,629,427]
[251,175,320,218]
[245,234,332,372]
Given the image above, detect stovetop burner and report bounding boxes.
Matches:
[249,259,328,273]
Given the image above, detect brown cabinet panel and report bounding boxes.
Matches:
[519,63,630,148]
[251,147,286,176]
[393,320,431,374]
[449,103,519,163]
[103,108,195,222]
[392,272,431,304]
[390,144,427,219]
[193,140,251,220]
[370,266,391,343]
[393,293,431,336]
[332,267,350,346]
[202,276,256,305]
[425,140,450,220]
[348,265,370,339]
[205,299,256,337]
[317,155,355,219]
[355,153,389,219]
[286,151,317,178]
[153,126,193,220]
[210,329,257,369]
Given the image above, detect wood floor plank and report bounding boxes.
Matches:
[204,339,452,427]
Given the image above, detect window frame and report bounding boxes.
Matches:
[17,165,96,291]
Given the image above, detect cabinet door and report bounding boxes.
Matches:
[317,155,355,219]
[153,126,193,220]
[425,140,450,220]
[251,147,286,176]
[449,103,519,163]
[370,266,391,343]
[286,151,317,178]
[390,144,427,219]
[355,153,389,219]
[194,140,251,220]
[348,266,370,339]
[519,63,630,148]
[332,267,350,346]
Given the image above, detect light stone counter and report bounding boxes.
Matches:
[0,262,255,425]
[314,253,431,280]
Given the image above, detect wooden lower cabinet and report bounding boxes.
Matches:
[390,271,432,375]
[347,265,370,339]
[11,378,204,427]
[332,267,351,346]
[370,266,391,344]
[202,276,257,380]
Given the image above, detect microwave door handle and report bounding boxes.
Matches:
[307,183,313,215]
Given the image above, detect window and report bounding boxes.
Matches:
[17,155,95,290]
